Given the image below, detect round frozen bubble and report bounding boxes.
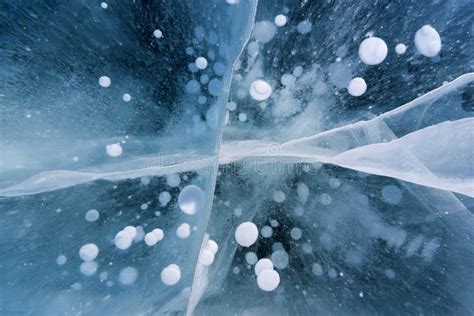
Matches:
[247,41,259,57]
[208,78,222,97]
[80,261,98,276]
[245,251,258,265]
[235,222,259,247]
[382,185,402,205]
[200,74,209,85]
[290,227,302,240]
[161,264,181,285]
[206,239,219,254]
[358,37,388,65]
[195,57,208,70]
[178,185,205,215]
[153,29,163,38]
[122,93,131,102]
[312,263,323,276]
[166,173,181,187]
[159,191,171,206]
[271,250,289,270]
[123,226,137,239]
[297,20,312,34]
[114,230,133,250]
[255,258,274,276]
[249,79,272,101]
[297,182,309,204]
[185,80,201,94]
[100,2,108,9]
[414,25,441,57]
[226,101,237,111]
[254,21,276,43]
[98,76,111,88]
[106,143,122,157]
[261,225,273,238]
[140,176,150,185]
[319,193,333,205]
[347,77,367,97]
[274,14,287,27]
[152,228,164,241]
[281,74,296,87]
[85,209,99,222]
[238,113,247,122]
[199,249,215,266]
[119,267,138,285]
[226,0,239,4]
[56,255,67,266]
[213,62,226,76]
[272,190,286,203]
[176,223,191,238]
[144,232,159,246]
[329,178,341,189]
[293,66,304,77]
[395,43,407,55]
[257,269,280,291]
[188,63,198,73]
[79,243,99,261]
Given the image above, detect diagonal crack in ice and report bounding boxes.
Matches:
[0,72,473,198]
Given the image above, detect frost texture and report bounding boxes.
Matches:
[0,0,473,315]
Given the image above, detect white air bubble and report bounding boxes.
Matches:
[238,113,247,122]
[159,191,171,206]
[271,250,289,270]
[297,20,312,34]
[166,174,181,187]
[80,261,98,276]
[176,223,191,238]
[119,267,138,285]
[261,226,273,238]
[144,232,159,246]
[114,230,133,250]
[106,143,122,157]
[319,193,333,205]
[185,80,201,94]
[297,183,309,204]
[312,263,323,276]
[79,243,99,262]
[249,79,272,101]
[382,185,402,205]
[56,255,67,266]
[199,249,215,266]
[206,239,219,254]
[153,29,163,39]
[195,57,208,70]
[255,258,274,276]
[161,264,181,285]
[257,269,280,291]
[290,227,302,240]
[85,209,99,222]
[235,222,258,247]
[98,76,111,88]
[178,185,204,215]
[122,93,131,102]
[100,2,108,9]
[254,21,276,43]
[347,77,367,97]
[414,25,441,57]
[152,228,164,241]
[272,190,286,203]
[395,43,407,55]
[274,15,287,27]
[358,37,388,65]
[245,251,258,265]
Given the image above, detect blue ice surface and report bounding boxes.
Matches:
[0,0,473,315]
